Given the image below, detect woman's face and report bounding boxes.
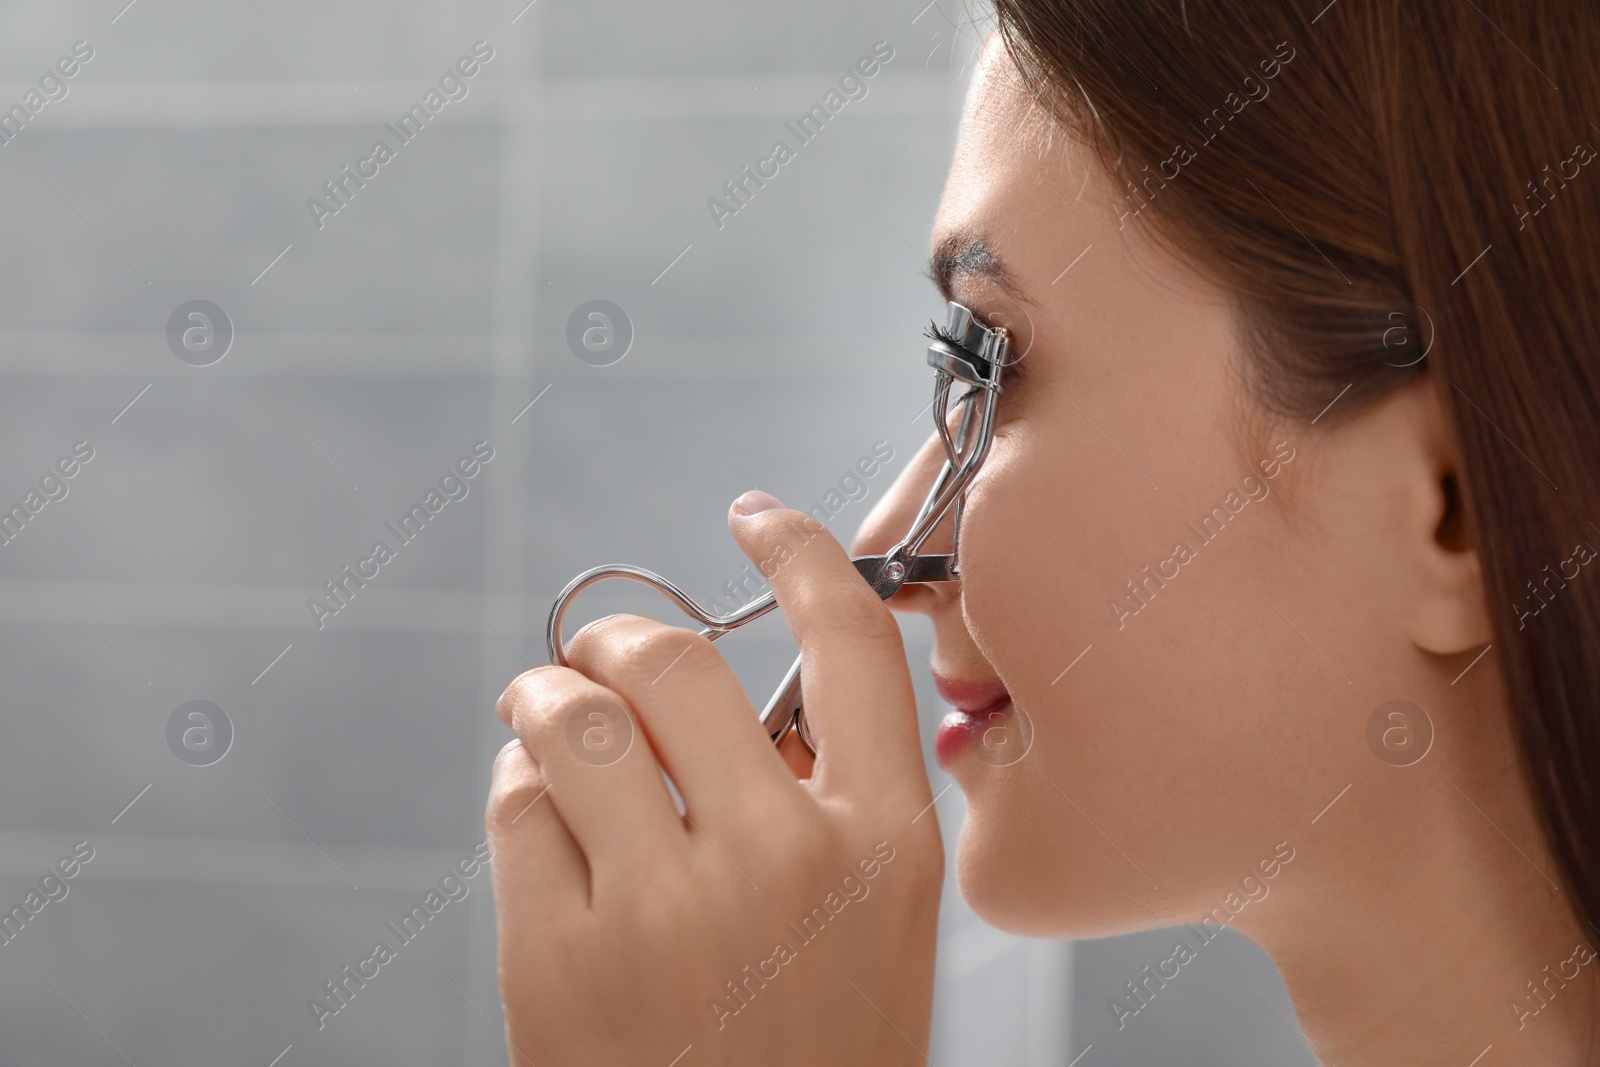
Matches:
[853,41,1462,937]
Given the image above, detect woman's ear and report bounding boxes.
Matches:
[1401,375,1494,655]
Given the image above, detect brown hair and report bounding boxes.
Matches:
[992,0,1600,933]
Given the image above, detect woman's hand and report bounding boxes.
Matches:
[486,493,944,1066]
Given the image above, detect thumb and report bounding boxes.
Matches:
[726,490,928,808]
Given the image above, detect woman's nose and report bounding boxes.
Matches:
[850,429,959,612]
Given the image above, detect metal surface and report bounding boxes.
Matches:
[545,301,1009,756]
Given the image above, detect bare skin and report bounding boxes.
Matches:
[487,37,1597,1067]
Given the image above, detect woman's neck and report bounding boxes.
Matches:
[1242,730,1598,1065]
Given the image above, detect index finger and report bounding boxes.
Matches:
[726,492,929,806]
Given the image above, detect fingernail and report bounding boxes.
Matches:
[732,489,784,516]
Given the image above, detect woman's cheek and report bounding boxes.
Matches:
[961,427,1085,676]
[959,446,1034,651]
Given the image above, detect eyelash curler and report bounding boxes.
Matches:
[545,300,1009,756]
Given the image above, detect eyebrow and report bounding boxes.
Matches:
[926,230,1024,303]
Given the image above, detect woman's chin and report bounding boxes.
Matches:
[952,798,1165,940]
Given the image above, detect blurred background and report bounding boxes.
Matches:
[0,1,1314,1063]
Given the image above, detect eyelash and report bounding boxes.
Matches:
[923,321,1026,384]
[923,320,963,348]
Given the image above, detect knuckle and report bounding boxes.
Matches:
[748,516,833,586]
[485,744,548,832]
[494,665,565,725]
[487,792,538,840]
[497,672,628,759]
[569,616,729,691]
[567,612,658,666]
[513,692,570,748]
[564,613,622,663]
[491,736,523,775]
[756,511,830,547]
[803,578,903,646]
[619,626,722,688]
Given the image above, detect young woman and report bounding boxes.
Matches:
[486,2,1600,1063]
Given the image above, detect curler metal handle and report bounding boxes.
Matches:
[545,553,958,757]
[760,654,808,749]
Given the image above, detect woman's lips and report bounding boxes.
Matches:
[932,670,1010,713]
[932,670,1012,767]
